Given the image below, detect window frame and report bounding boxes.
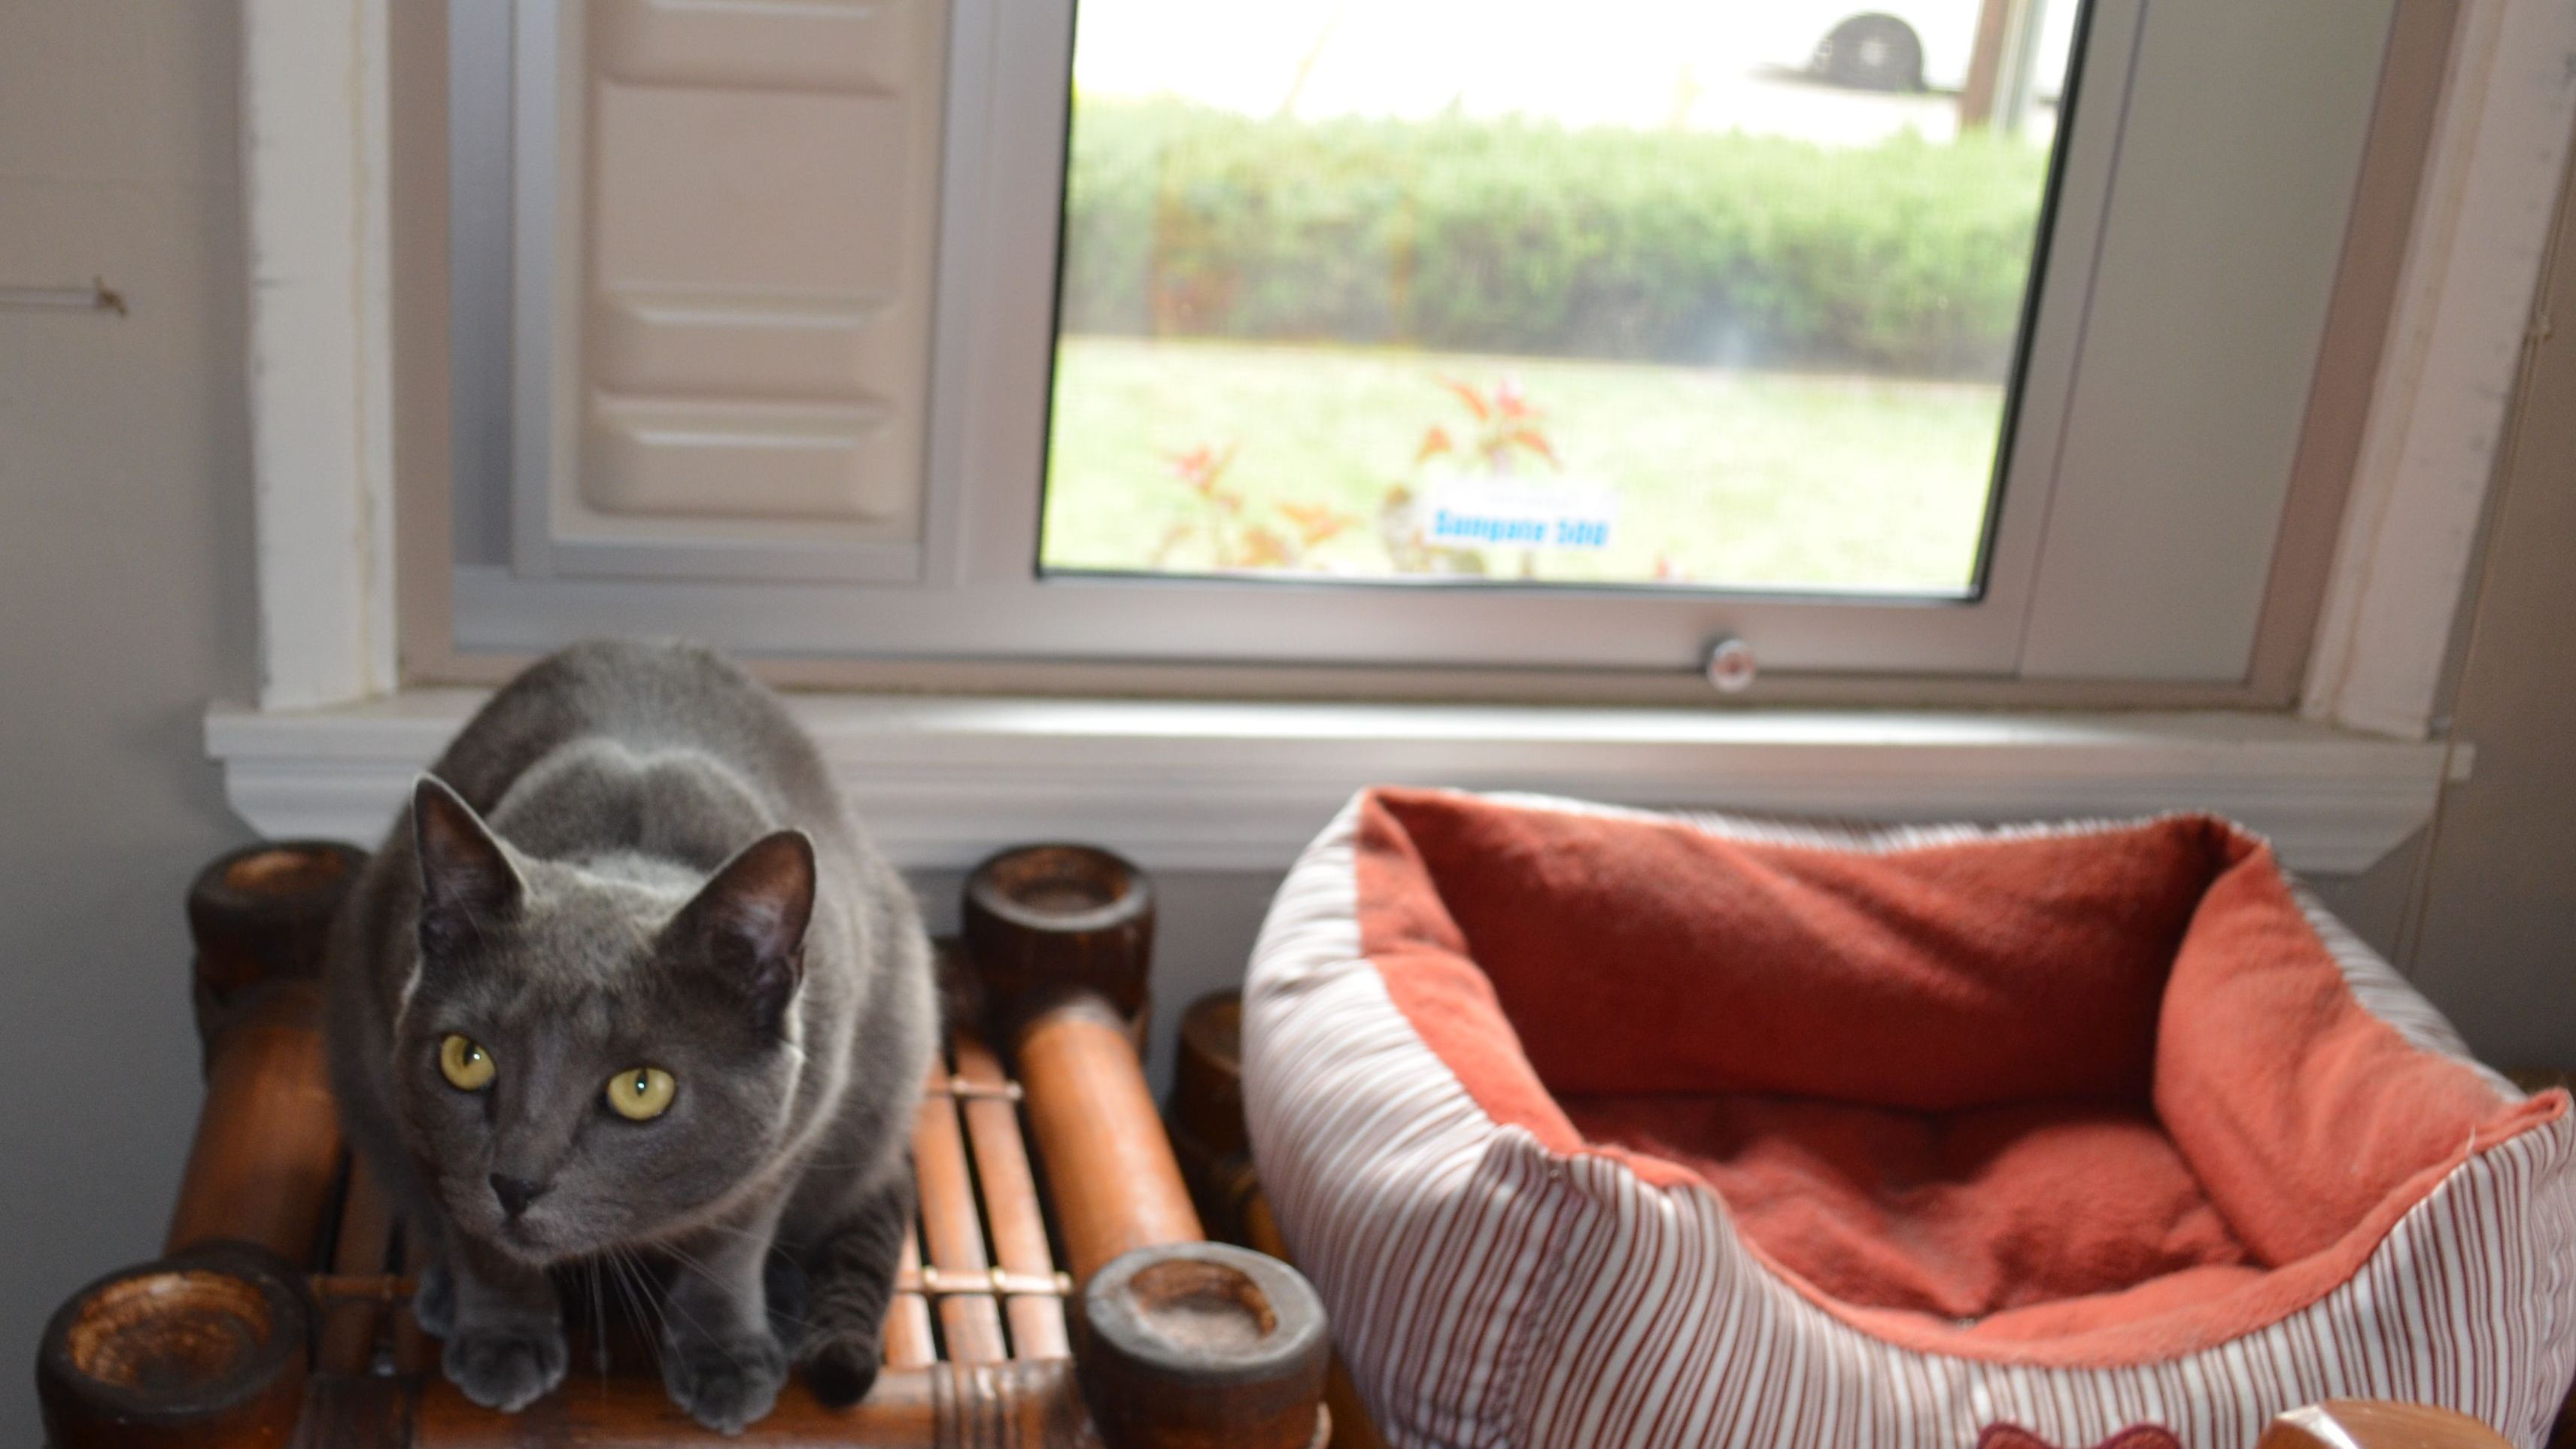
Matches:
[375,0,2519,714]
[224,0,2568,886]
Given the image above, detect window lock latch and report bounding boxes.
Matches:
[1704,636,1758,695]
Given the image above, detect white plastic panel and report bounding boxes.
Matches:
[518,0,949,580]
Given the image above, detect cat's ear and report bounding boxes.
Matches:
[412,775,521,957]
[675,830,815,1031]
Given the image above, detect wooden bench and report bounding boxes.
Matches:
[37,842,1327,1449]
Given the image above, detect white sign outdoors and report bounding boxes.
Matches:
[1421,473,1619,551]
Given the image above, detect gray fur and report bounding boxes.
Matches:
[324,641,935,1431]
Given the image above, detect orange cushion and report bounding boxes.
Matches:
[1353,788,2561,1361]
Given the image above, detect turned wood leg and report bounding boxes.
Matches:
[964,847,1330,1449]
[2260,1399,2515,1448]
[37,1249,311,1449]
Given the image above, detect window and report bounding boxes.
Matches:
[439,0,2402,688]
[1040,1,2081,600]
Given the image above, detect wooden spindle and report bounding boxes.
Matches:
[168,839,357,1264]
[391,1219,437,1376]
[186,841,365,1018]
[2259,1400,2513,1448]
[1016,995,1203,1282]
[965,846,1200,1283]
[1076,1242,1329,1449]
[882,1225,937,1370]
[410,1359,1095,1447]
[317,1158,399,1375]
[1166,992,1264,1243]
[165,981,342,1264]
[37,1250,311,1449]
[912,1067,1007,1364]
[964,844,1154,1035]
[955,1031,1073,1359]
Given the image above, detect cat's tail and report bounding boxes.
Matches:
[798,1176,913,1407]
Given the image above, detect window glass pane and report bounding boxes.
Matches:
[1039,1,2085,596]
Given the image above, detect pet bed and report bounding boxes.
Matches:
[1241,788,2576,1447]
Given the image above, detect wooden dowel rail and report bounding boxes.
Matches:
[955,1031,1073,1359]
[912,1062,1009,1365]
[412,1360,1098,1449]
[882,1226,937,1372]
[319,1162,400,1375]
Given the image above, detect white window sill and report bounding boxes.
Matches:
[204,692,2456,876]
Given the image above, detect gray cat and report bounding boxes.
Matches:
[322,640,936,1432]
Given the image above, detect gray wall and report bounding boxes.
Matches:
[0,2,261,1441]
[0,7,2568,1447]
[2395,162,2576,1071]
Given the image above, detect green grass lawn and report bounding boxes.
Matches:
[1039,335,2007,594]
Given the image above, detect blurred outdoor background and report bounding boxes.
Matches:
[1037,0,2081,594]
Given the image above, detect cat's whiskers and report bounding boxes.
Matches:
[608,1246,671,1372]
[585,1258,609,1385]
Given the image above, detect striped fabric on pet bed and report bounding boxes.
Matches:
[1241,788,2576,1448]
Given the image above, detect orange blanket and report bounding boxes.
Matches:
[1355,789,2561,1362]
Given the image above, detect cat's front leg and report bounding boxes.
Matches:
[439,1232,568,1412]
[800,1171,914,1408]
[659,1202,791,1434]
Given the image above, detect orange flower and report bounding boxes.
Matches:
[1279,501,1356,549]
[1435,376,1491,422]
[1165,442,1239,496]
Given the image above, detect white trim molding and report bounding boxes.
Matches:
[207,697,2448,876]
[242,0,398,709]
[2304,0,2576,740]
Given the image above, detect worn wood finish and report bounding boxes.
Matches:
[955,1031,1073,1360]
[1168,991,1384,1449]
[1013,995,1202,1282]
[913,1063,1010,1365]
[169,838,353,1267]
[185,842,365,1010]
[1171,996,1244,1162]
[37,1253,311,1449]
[392,1214,439,1377]
[318,1159,399,1375]
[1075,1243,1329,1449]
[413,1359,1101,1448]
[1166,994,1260,1243]
[884,1224,937,1371]
[964,846,1155,1029]
[2259,1399,2515,1448]
[166,982,342,1265]
[1238,1192,1387,1449]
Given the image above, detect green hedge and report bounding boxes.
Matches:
[1059,99,2053,376]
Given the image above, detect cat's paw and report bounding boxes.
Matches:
[663,1329,789,1435]
[442,1318,568,1413]
[412,1259,456,1339]
[800,1329,882,1408]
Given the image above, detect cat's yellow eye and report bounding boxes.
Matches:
[439,1034,495,1092]
[606,1066,676,1121]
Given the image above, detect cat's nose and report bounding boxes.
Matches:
[489,1174,549,1219]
